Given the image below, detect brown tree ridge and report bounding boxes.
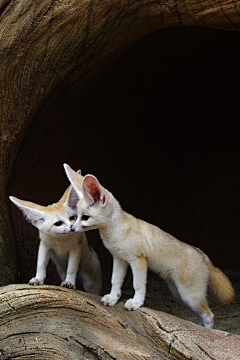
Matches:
[0,284,240,359]
[1,0,240,358]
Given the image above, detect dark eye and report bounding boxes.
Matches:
[69,215,76,221]
[81,214,90,221]
[54,221,63,226]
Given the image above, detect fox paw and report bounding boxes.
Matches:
[29,277,44,286]
[101,294,119,307]
[60,281,75,289]
[124,298,143,311]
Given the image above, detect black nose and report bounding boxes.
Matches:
[71,228,75,232]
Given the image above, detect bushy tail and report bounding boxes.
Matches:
[209,263,235,304]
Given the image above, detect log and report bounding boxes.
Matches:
[0,284,240,359]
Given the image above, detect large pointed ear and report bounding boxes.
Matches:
[65,185,81,210]
[82,175,106,206]
[63,164,83,197]
[9,196,45,226]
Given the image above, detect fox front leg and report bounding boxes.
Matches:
[60,246,81,289]
[29,241,51,286]
[124,256,147,310]
[101,256,128,306]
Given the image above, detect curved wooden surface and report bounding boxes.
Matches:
[0,284,240,359]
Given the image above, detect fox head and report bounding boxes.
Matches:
[64,164,115,232]
[9,170,83,237]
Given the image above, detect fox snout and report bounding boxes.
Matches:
[70,223,85,232]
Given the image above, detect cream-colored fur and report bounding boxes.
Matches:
[64,164,234,328]
[9,180,102,295]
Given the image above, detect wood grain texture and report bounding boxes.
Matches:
[0,284,240,359]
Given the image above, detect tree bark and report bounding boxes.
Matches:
[0,284,239,360]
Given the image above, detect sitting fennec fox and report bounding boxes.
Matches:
[64,164,235,328]
[9,178,102,294]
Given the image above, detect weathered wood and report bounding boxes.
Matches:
[0,284,239,359]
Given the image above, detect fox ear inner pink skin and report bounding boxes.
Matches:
[83,175,104,205]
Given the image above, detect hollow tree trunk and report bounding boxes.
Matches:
[1,0,240,358]
[1,0,240,284]
[0,284,240,360]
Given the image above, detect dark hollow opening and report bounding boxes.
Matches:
[10,27,240,291]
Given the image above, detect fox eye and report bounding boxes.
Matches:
[54,221,63,226]
[69,215,76,221]
[81,214,90,221]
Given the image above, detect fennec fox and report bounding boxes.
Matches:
[9,179,102,294]
[64,164,234,328]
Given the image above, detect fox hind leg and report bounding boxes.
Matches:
[195,299,214,328]
[166,280,213,326]
[166,280,183,304]
[176,284,214,328]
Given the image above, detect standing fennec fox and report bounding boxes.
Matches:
[9,177,102,295]
[64,164,235,328]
